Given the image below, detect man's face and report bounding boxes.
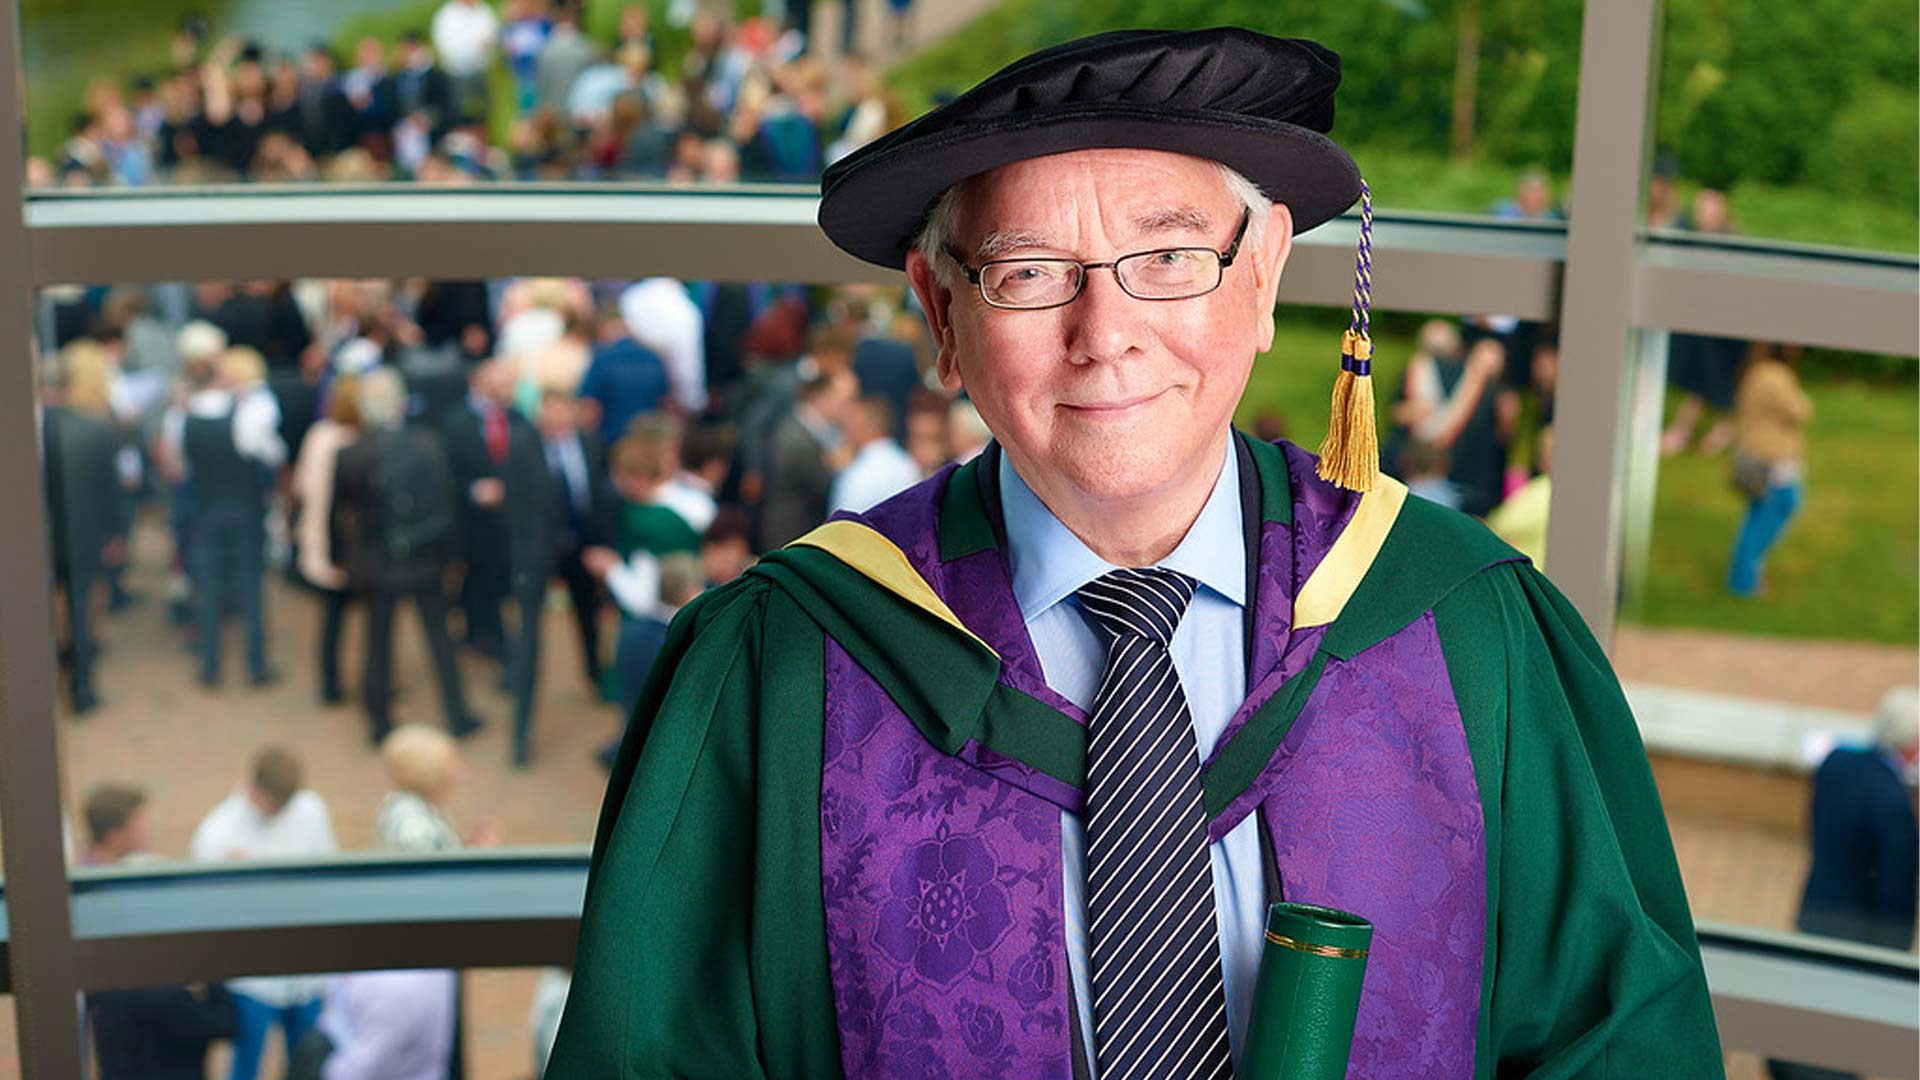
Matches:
[907,149,1293,508]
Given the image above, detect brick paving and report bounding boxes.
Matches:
[0,515,1901,1077]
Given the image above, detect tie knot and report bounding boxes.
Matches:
[1075,567,1196,646]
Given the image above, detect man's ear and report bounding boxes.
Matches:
[906,249,965,393]
[1251,201,1295,355]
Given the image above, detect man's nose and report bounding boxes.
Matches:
[1062,266,1146,365]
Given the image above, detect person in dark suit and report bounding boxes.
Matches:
[848,316,920,443]
[756,369,856,550]
[293,44,357,160]
[331,368,478,746]
[1769,688,1919,1080]
[41,352,125,715]
[439,361,516,662]
[503,390,614,767]
[393,32,454,144]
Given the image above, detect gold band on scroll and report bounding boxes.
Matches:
[1264,929,1369,959]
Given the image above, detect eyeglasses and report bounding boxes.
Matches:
[945,209,1251,311]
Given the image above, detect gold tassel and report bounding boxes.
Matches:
[1317,329,1378,492]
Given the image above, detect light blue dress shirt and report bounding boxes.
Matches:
[999,442,1266,1077]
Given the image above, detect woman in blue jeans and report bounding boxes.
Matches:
[1726,344,1812,598]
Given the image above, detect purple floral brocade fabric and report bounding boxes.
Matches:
[820,447,1488,1078]
[823,639,1076,1080]
[1260,611,1487,1078]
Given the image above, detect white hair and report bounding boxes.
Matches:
[358,366,407,428]
[175,320,229,364]
[1874,686,1919,751]
[913,159,1272,286]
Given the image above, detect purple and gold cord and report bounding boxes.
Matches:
[1342,179,1374,377]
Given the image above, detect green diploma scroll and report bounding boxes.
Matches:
[1238,901,1373,1079]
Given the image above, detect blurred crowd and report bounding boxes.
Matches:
[49,263,983,1078]
[1383,168,1812,600]
[37,0,913,190]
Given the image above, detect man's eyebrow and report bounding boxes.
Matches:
[971,229,1056,261]
[1132,205,1214,234]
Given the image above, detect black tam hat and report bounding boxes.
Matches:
[819,27,1381,491]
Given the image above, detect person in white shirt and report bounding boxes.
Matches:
[430,0,499,124]
[829,394,923,514]
[189,748,338,1080]
[295,969,456,1080]
[618,277,707,415]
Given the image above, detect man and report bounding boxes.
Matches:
[552,29,1721,1078]
[169,346,284,688]
[81,784,240,1079]
[757,367,856,549]
[1769,687,1918,1080]
[190,748,338,1080]
[41,351,124,714]
[578,305,671,446]
[331,367,480,744]
[440,359,516,661]
[505,390,614,766]
[829,393,921,513]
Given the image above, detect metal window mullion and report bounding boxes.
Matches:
[0,0,88,1076]
[1546,0,1665,645]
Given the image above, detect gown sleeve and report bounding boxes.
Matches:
[548,581,843,1079]
[1435,561,1725,1079]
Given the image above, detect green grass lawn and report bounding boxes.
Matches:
[1246,309,1919,646]
[1622,382,1919,645]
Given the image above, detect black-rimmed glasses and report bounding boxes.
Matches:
[945,209,1251,311]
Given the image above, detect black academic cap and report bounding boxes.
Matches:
[817,27,1362,270]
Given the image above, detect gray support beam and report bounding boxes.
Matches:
[0,0,88,1076]
[25,188,1566,321]
[1546,0,1664,644]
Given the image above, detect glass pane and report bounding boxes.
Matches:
[1653,1,1919,253]
[1619,333,1919,944]
[21,1,1584,221]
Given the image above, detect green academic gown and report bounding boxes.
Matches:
[548,434,1722,1079]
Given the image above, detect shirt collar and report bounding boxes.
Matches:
[999,438,1245,621]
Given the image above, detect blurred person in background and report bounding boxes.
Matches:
[291,373,363,705]
[945,396,991,465]
[287,968,457,1080]
[189,747,338,1080]
[619,276,707,415]
[1727,342,1812,598]
[376,723,501,852]
[431,0,499,127]
[501,0,554,115]
[607,421,704,559]
[1397,437,1461,510]
[1769,687,1919,1080]
[1487,426,1554,572]
[79,782,152,868]
[1662,189,1746,458]
[758,367,856,549]
[441,358,525,663]
[829,393,919,513]
[846,293,920,440]
[1384,321,1510,517]
[587,549,705,767]
[331,367,480,745]
[903,390,951,475]
[154,320,229,628]
[579,301,671,446]
[42,344,127,715]
[698,504,753,588]
[506,390,613,766]
[536,1,599,115]
[169,345,284,689]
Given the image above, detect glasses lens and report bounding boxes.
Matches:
[1116,249,1222,299]
[980,260,1082,309]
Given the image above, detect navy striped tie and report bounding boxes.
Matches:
[1076,567,1232,1080]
